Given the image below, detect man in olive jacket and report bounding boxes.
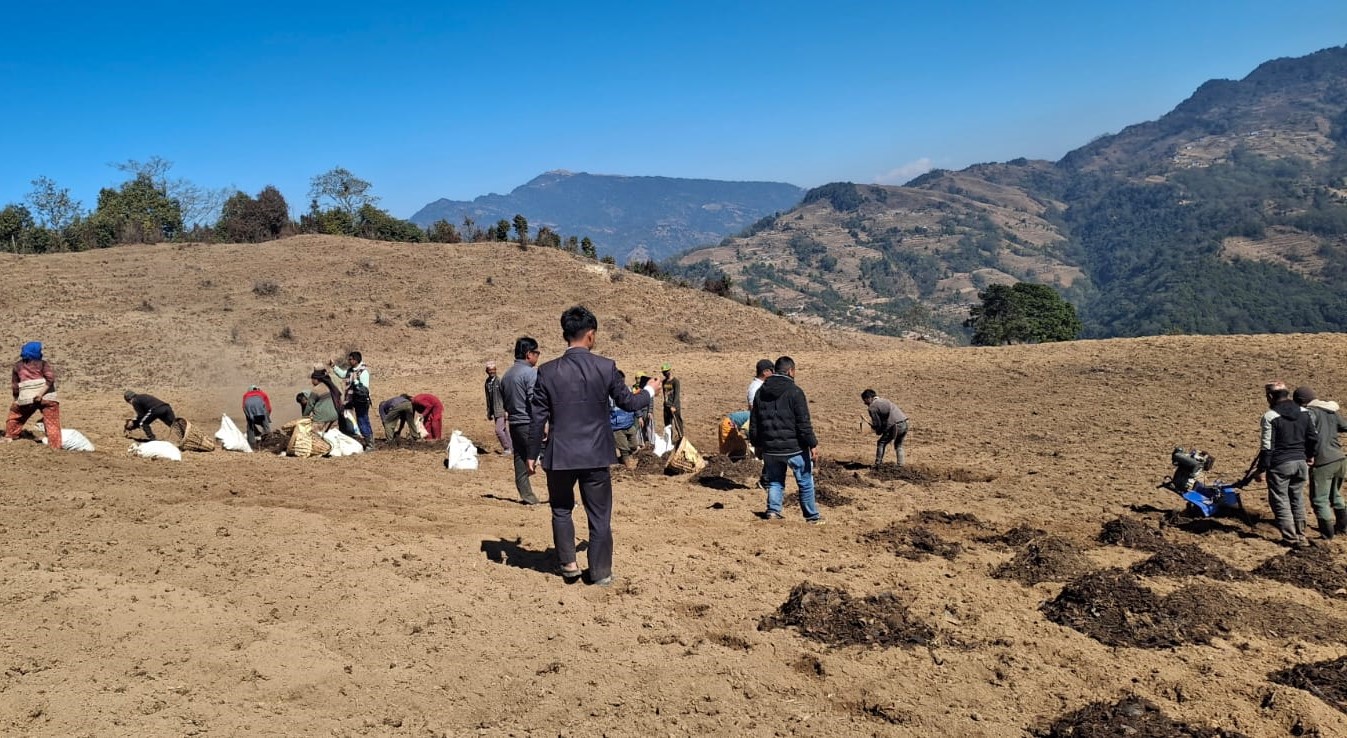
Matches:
[1295,386,1347,539]
[749,356,821,524]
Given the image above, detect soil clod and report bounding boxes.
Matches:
[863,523,962,561]
[1252,546,1347,598]
[1130,542,1250,581]
[980,524,1049,548]
[1041,569,1216,648]
[992,535,1092,585]
[1270,656,1347,715]
[869,463,996,484]
[758,581,936,649]
[1032,695,1248,737]
[1099,516,1168,551]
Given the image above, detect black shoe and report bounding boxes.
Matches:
[559,566,583,582]
[1319,521,1336,540]
[590,574,613,587]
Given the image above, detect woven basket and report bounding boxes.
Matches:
[169,418,190,448]
[665,438,707,475]
[287,419,315,457]
[309,433,332,457]
[281,419,302,433]
[181,426,216,452]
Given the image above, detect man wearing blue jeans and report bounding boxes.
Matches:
[749,356,822,524]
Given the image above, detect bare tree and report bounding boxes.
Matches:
[110,156,229,226]
[309,167,378,217]
[26,176,82,230]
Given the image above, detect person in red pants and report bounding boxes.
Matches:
[5,342,61,448]
[412,393,444,441]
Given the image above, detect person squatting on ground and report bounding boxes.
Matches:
[5,342,61,448]
[485,361,511,453]
[502,337,542,505]
[718,410,751,460]
[412,393,443,441]
[1258,384,1318,548]
[662,362,682,444]
[750,356,822,524]
[331,351,373,450]
[1295,386,1347,539]
[862,389,909,467]
[124,390,176,441]
[242,385,272,450]
[379,394,420,441]
[610,371,639,469]
[527,306,661,585]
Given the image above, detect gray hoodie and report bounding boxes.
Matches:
[1307,399,1347,467]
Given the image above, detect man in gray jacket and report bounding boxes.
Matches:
[484,361,510,453]
[1296,386,1347,539]
[501,337,542,505]
[862,389,909,467]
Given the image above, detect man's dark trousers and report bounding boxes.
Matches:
[548,468,614,581]
[508,423,539,504]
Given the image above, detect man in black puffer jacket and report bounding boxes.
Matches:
[1259,385,1318,548]
[749,356,822,524]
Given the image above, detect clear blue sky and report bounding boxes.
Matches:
[2,1,1344,219]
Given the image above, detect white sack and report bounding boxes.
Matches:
[215,414,253,453]
[129,440,182,461]
[652,424,675,457]
[322,429,365,457]
[39,428,95,452]
[445,430,479,470]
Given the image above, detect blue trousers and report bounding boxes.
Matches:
[765,453,821,521]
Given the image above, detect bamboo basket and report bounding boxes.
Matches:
[168,418,190,448]
[665,438,707,475]
[181,425,216,452]
[287,419,315,458]
[309,433,332,457]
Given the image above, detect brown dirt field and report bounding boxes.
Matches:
[4,236,1347,735]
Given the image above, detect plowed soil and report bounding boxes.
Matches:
[1033,696,1249,737]
[4,237,1347,736]
[992,535,1092,585]
[1272,657,1347,716]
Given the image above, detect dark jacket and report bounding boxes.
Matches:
[485,375,506,419]
[749,374,817,457]
[501,360,537,426]
[1264,399,1318,469]
[1306,401,1347,467]
[528,347,652,470]
[129,393,171,420]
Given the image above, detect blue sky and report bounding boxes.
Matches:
[1,1,1344,219]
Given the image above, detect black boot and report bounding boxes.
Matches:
[1319,519,1335,540]
[1336,509,1347,535]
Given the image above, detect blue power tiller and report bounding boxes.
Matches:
[1159,448,1258,518]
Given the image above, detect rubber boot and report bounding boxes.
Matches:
[895,444,905,467]
[1318,519,1336,541]
[1335,508,1347,536]
[874,443,885,469]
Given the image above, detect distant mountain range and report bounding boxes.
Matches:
[674,44,1347,341]
[409,172,804,263]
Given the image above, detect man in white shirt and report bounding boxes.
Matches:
[747,359,773,408]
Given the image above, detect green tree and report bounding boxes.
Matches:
[111,156,228,226]
[512,213,529,245]
[89,174,184,245]
[356,204,425,242]
[492,219,511,241]
[309,167,378,217]
[535,226,561,249]
[0,204,35,252]
[965,282,1082,345]
[564,235,579,253]
[427,219,461,243]
[580,236,596,259]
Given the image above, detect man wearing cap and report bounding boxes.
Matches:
[662,363,682,444]
[242,385,272,450]
[1295,386,1347,539]
[5,341,61,449]
[502,337,542,505]
[862,390,910,467]
[748,359,773,408]
[484,361,510,453]
[124,391,177,441]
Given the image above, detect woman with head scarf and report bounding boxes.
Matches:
[6,342,61,448]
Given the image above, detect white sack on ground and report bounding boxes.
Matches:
[129,440,182,461]
[215,415,252,453]
[445,431,479,470]
[40,428,95,452]
[322,429,365,457]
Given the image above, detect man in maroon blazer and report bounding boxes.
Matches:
[528,306,662,586]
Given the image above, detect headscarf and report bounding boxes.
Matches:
[20,342,42,361]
